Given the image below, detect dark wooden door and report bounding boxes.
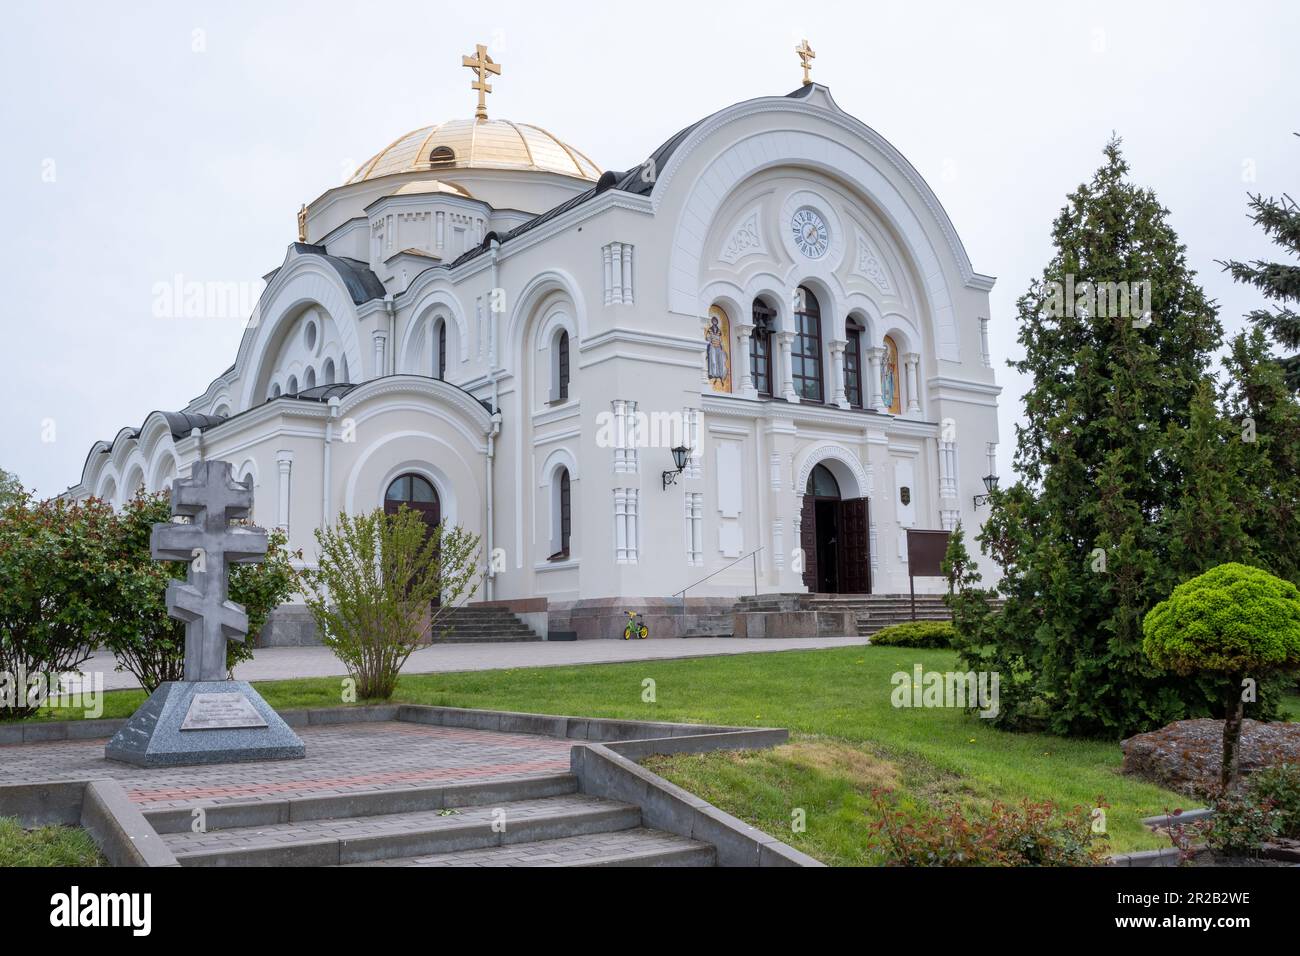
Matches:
[838,497,871,594]
[384,475,442,607]
[800,494,818,592]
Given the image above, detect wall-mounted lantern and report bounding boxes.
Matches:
[662,445,690,490]
[973,474,999,509]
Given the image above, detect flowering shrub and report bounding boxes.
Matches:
[1250,764,1300,839]
[867,789,1109,866]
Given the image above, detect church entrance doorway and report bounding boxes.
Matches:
[800,463,870,594]
[385,473,442,607]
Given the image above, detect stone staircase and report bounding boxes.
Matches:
[146,773,714,867]
[434,604,542,643]
[726,592,960,639]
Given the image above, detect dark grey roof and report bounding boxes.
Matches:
[263,244,387,304]
[284,383,360,403]
[443,87,815,271]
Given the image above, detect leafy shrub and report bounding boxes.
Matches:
[1198,789,1280,856]
[98,491,299,694]
[1143,563,1300,787]
[297,506,481,700]
[869,620,956,649]
[867,789,1108,866]
[1250,764,1300,839]
[0,492,116,718]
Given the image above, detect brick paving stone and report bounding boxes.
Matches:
[0,721,571,810]
[356,828,711,867]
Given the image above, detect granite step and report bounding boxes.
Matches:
[163,793,642,866]
[351,827,716,867]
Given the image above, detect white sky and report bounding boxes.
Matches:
[1,0,1295,498]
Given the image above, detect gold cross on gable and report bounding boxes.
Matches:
[795,38,815,86]
[462,43,501,121]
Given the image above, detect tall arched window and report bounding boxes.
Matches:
[792,286,823,402]
[436,321,447,380]
[751,298,775,397]
[550,466,572,559]
[845,317,864,408]
[558,330,570,401]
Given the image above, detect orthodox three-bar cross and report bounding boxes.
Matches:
[462,43,501,121]
[151,460,269,683]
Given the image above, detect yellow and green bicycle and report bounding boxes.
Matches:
[622,610,648,640]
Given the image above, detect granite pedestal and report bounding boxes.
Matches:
[105,680,305,768]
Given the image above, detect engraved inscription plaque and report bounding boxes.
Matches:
[181,692,269,731]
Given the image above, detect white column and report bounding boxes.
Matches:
[372,331,387,382]
[275,450,294,536]
[777,331,797,402]
[829,339,848,408]
[867,347,885,412]
[905,353,921,414]
[979,317,992,368]
[736,322,754,394]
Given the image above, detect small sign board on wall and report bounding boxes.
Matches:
[905,529,952,620]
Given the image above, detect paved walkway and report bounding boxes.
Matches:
[0,722,574,810]
[75,636,867,692]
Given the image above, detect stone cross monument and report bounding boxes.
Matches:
[106,460,305,767]
[151,461,268,681]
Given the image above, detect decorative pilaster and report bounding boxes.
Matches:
[736,322,755,394]
[904,353,921,414]
[829,339,848,408]
[274,450,294,536]
[372,331,387,381]
[777,331,797,402]
[866,347,885,412]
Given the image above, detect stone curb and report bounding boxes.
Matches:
[1140,808,1213,829]
[1107,847,1184,867]
[571,740,824,867]
[0,778,180,867]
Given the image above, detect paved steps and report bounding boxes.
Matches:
[435,605,542,643]
[147,772,713,868]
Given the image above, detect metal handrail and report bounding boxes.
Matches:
[673,547,765,600]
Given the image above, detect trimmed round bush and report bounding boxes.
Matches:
[869,621,956,649]
[1143,562,1300,788]
[1142,562,1300,677]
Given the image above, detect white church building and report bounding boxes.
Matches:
[68,43,1001,641]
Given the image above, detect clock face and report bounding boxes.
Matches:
[791,207,829,258]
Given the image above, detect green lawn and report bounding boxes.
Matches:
[22,645,1197,863]
[0,817,104,867]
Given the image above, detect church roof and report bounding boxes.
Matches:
[443,86,815,270]
[346,118,601,185]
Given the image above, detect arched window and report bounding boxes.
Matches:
[751,298,775,396]
[436,321,447,380]
[792,286,823,402]
[806,463,841,498]
[429,145,456,168]
[845,317,864,409]
[286,375,298,395]
[549,329,570,403]
[270,382,282,399]
[304,367,317,390]
[384,473,440,519]
[550,467,572,559]
[323,358,336,385]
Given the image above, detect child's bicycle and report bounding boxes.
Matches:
[622,610,648,640]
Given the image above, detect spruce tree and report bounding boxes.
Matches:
[1220,164,1300,392]
[973,138,1249,737]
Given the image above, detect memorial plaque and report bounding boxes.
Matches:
[181,692,269,731]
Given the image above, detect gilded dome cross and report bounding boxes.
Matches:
[462,43,501,121]
[796,39,815,86]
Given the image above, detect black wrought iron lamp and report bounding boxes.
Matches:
[662,445,690,489]
[973,474,999,509]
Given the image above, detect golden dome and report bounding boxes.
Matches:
[347,118,601,185]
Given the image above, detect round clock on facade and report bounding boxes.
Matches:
[791,206,829,258]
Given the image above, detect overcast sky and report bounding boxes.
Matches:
[1,0,1295,498]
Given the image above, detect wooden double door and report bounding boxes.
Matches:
[800,493,871,594]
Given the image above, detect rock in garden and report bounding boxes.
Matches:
[1120,719,1300,796]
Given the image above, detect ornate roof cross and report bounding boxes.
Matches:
[151,460,269,683]
[796,38,816,86]
[462,42,501,121]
